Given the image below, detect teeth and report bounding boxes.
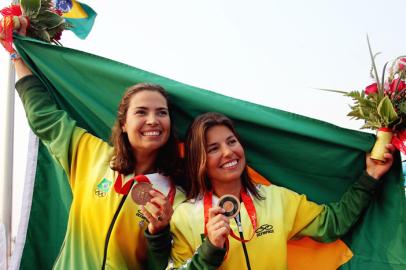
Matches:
[143,131,160,136]
[223,160,237,168]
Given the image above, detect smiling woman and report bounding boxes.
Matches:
[110,83,174,175]
[164,111,394,270]
[3,50,187,269]
[205,125,246,196]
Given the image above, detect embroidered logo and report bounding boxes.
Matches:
[95,178,112,197]
[256,224,274,237]
[136,210,148,228]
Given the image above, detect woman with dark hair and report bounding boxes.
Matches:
[168,112,394,269]
[7,53,185,269]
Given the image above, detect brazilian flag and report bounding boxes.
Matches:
[56,0,96,39]
[12,36,406,269]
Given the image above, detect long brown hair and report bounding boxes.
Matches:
[185,112,262,199]
[110,83,183,186]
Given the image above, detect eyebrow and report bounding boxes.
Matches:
[206,135,235,147]
[206,142,218,148]
[133,106,168,110]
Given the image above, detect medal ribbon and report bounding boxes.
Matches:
[203,188,257,243]
[114,174,176,204]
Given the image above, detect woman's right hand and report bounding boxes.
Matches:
[206,206,230,248]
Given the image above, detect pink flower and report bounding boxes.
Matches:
[365,83,378,95]
[389,78,406,93]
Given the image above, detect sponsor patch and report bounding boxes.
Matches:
[256,224,274,237]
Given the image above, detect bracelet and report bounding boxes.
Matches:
[10,52,21,61]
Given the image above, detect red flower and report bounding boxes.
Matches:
[0,5,22,16]
[365,83,378,95]
[398,58,406,71]
[392,130,406,155]
[54,31,62,41]
[54,9,63,16]
[389,79,406,93]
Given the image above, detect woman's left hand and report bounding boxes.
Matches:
[366,144,395,180]
[140,189,173,235]
[0,16,28,53]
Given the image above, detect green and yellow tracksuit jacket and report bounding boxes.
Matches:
[16,75,185,270]
[167,173,379,270]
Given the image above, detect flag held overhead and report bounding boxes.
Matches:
[11,36,406,270]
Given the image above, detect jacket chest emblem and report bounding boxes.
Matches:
[95,178,112,197]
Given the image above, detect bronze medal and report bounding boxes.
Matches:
[217,194,240,219]
[131,182,153,205]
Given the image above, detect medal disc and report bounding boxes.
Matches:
[131,182,153,205]
[217,194,240,219]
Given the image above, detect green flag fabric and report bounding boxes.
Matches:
[13,36,406,269]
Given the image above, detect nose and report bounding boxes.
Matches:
[221,145,233,158]
[146,113,158,125]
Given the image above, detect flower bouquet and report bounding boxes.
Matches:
[325,37,406,161]
[0,0,70,53]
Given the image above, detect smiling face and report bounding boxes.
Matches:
[205,125,246,186]
[122,90,170,156]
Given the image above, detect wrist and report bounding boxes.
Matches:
[199,238,226,267]
[365,169,380,181]
[147,223,168,235]
[208,237,225,249]
[10,51,21,62]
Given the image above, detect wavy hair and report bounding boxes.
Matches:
[110,83,184,187]
[185,112,262,200]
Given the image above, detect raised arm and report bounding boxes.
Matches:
[2,15,85,177]
[13,58,85,178]
[296,146,394,242]
[14,57,32,79]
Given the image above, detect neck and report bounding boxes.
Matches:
[134,151,158,175]
[212,179,242,198]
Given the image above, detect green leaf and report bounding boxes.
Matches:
[20,0,41,17]
[316,88,349,94]
[34,29,51,42]
[38,11,64,29]
[367,35,383,96]
[377,96,398,125]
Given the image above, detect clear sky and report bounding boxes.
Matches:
[1,0,406,239]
